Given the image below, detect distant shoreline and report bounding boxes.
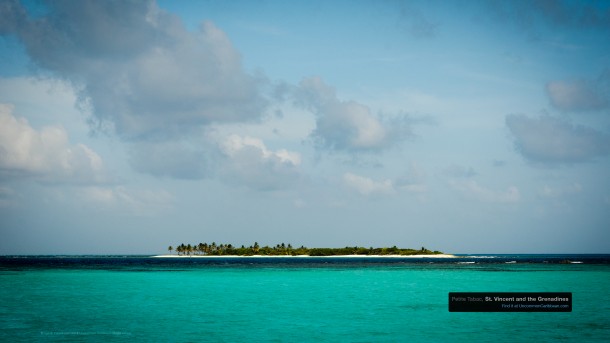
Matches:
[151,254,458,258]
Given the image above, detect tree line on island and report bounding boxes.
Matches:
[167,242,443,256]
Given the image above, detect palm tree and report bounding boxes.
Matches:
[168,246,173,255]
[176,244,185,255]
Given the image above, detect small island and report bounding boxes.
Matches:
[154,242,454,257]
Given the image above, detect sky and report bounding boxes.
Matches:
[1,0,609,254]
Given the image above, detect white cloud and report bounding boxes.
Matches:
[218,134,301,190]
[506,114,610,164]
[295,77,413,152]
[343,173,395,196]
[0,103,105,183]
[221,135,301,166]
[449,179,520,203]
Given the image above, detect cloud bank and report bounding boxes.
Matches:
[1,0,267,140]
[0,0,308,190]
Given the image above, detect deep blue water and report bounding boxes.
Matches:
[1,255,609,342]
[2,254,608,269]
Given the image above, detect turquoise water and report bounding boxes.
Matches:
[1,257,609,342]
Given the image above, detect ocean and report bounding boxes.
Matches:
[1,255,609,342]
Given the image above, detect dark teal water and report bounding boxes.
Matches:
[1,255,609,342]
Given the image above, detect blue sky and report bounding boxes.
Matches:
[1,0,609,254]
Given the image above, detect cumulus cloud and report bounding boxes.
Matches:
[449,179,520,203]
[546,73,609,112]
[0,0,267,140]
[343,173,395,196]
[218,135,301,190]
[506,114,610,164]
[0,104,105,183]
[295,77,414,153]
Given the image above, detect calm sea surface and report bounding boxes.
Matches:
[1,255,609,342]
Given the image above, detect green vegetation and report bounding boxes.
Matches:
[168,242,443,256]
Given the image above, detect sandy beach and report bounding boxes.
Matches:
[152,254,458,258]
